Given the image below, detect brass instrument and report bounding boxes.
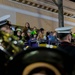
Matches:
[0,30,23,56]
[6,47,74,75]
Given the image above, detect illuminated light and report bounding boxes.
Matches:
[53,46,57,49]
[0,46,4,50]
[46,44,50,48]
[23,46,29,50]
[25,51,39,58]
[30,51,38,55]
[0,39,3,43]
[9,56,13,60]
[13,41,17,44]
[12,50,15,53]
[9,38,12,41]
[50,45,53,48]
[39,44,46,47]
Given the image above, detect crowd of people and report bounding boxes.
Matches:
[1,15,75,75]
[9,21,75,48]
[12,22,60,48]
[1,17,75,54]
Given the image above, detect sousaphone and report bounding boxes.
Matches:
[6,47,74,75]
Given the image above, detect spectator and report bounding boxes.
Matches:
[28,34,38,48]
[37,28,46,44]
[31,26,37,35]
[23,22,31,35]
[14,27,22,40]
[50,31,58,45]
[21,31,26,42]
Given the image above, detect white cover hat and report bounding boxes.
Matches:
[0,15,10,26]
[55,26,73,33]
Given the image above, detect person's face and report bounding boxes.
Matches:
[53,32,57,36]
[21,32,25,36]
[34,35,37,38]
[33,27,36,30]
[27,32,31,36]
[69,34,72,42]
[67,34,72,43]
[25,23,29,28]
[1,25,11,34]
[17,31,21,36]
[41,30,44,34]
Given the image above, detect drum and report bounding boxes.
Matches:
[6,47,74,75]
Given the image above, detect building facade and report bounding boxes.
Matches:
[0,0,75,32]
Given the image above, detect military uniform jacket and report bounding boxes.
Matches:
[58,42,75,59]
